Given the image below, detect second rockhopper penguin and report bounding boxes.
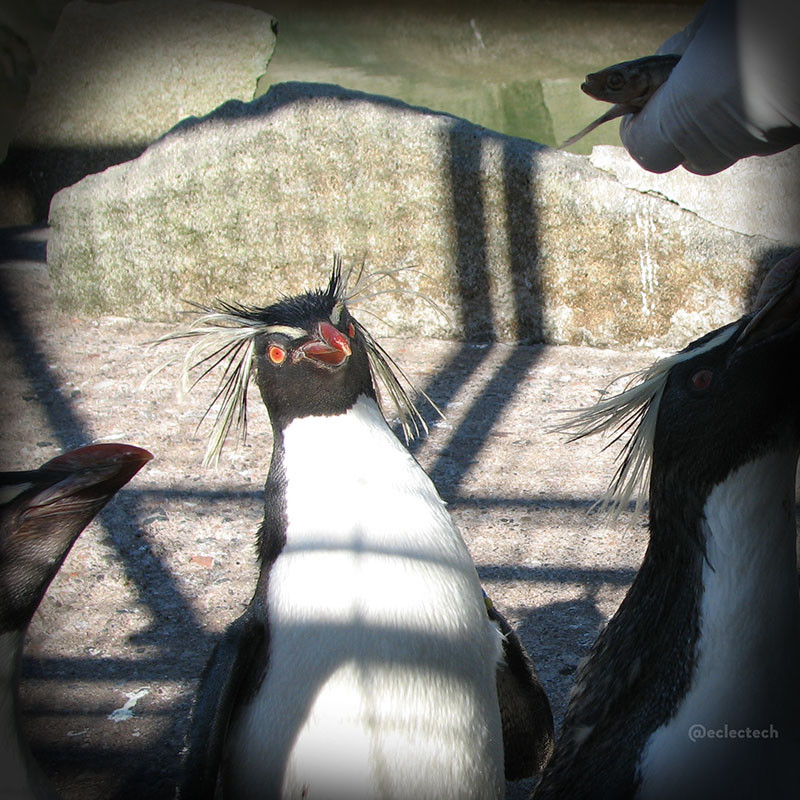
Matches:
[0,444,152,800]
[540,253,800,799]
[170,263,553,799]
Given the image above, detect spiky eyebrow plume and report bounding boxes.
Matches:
[554,324,738,519]
[150,255,442,466]
[354,318,440,442]
[338,259,448,323]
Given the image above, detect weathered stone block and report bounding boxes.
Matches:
[48,82,792,349]
[14,0,277,148]
[4,0,277,220]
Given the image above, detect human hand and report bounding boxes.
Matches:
[620,0,800,174]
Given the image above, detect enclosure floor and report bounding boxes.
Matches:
[1,228,656,799]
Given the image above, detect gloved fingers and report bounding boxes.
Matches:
[654,3,710,58]
[619,107,683,174]
[622,0,800,173]
[619,0,749,174]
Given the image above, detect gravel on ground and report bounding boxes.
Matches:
[1,229,659,799]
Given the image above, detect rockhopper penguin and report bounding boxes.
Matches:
[0,443,152,800]
[166,262,553,799]
[540,254,800,799]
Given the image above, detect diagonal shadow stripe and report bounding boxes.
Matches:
[410,125,546,497]
[427,345,543,493]
[0,267,204,636]
[0,262,208,799]
[124,486,621,512]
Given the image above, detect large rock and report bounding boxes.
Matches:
[590,145,800,247]
[3,0,277,221]
[48,82,795,349]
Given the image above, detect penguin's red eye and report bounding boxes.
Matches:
[347,322,355,338]
[690,369,714,392]
[268,344,286,365]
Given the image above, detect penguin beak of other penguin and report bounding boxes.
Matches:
[295,321,352,368]
[738,249,800,348]
[21,444,153,518]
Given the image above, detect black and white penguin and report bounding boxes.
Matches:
[167,263,553,799]
[540,256,800,800]
[0,443,152,800]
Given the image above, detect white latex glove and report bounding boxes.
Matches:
[620,0,800,174]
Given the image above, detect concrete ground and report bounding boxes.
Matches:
[1,225,657,799]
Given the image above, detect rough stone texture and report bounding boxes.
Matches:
[2,0,277,221]
[14,0,277,147]
[590,144,800,246]
[49,82,791,349]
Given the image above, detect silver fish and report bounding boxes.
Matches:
[560,54,680,148]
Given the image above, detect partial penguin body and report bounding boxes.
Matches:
[635,448,800,799]
[226,396,505,800]
[0,444,152,800]
[172,263,553,799]
[539,254,800,799]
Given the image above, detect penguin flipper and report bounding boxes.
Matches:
[179,611,265,800]
[487,601,555,779]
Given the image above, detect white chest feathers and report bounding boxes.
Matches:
[225,396,505,800]
[636,449,800,800]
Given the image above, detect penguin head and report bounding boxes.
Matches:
[558,250,800,520]
[251,273,376,430]
[156,256,436,465]
[648,257,800,512]
[0,444,151,632]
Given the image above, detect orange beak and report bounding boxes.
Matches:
[295,321,351,367]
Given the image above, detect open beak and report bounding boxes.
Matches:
[295,321,351,368]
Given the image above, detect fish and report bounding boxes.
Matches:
[560,53,680,149]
